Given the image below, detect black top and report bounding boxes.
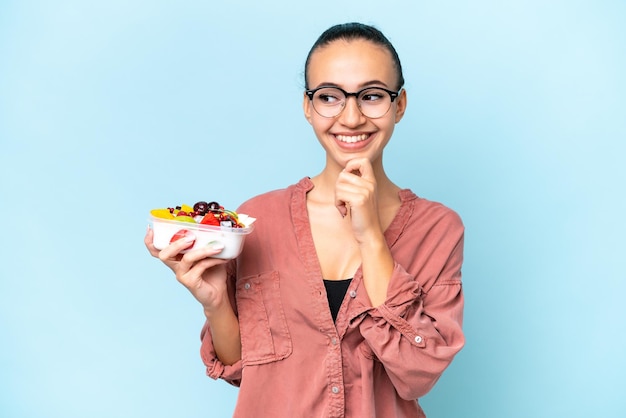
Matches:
[323,278,353,322]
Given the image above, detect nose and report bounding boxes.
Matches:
[338,96,366,126]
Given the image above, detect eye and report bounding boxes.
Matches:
[318,94,339,104]
[360,90,386,102]
[315,88,344,105]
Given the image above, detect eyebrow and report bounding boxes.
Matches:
[311,80,391,90]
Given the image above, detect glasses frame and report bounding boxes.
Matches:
[305,86,401,119]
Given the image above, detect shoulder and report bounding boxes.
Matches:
[404,191,464,235]
[418,197,463,227]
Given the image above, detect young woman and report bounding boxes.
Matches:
[145,22,465,418]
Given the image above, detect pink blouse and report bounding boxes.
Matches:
[200,177,465,418]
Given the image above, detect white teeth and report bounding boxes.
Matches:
[336,134,368,143]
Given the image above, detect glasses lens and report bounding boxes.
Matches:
[358,88,392,118]
[312,88,346,118]
[311,87,393,118]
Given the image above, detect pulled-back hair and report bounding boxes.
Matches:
[304,22,405,90]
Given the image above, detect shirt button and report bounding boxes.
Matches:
[414,335,423,344]
[331,337,338,345]
[349,290,357,298]
[244,283,251,290]
[331,386,340,394]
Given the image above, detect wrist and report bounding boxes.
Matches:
[202,295,232,320]
[357,231,387,252]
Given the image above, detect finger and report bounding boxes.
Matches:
[175,242,226,274]
[178,242,226,267]
[343,158,374,180]
[335,171,362,217]
[335,200,348,218]
[179,257,228,287]
[336,172,372,202]
[144,227,161,257]
[145,226,175,260]
[336,171,365,190]
[157,233,197,262]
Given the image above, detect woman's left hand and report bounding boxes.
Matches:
[335,158,383,243]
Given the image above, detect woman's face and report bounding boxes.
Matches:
[303,39,407,170]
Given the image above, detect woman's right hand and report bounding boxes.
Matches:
[144,227,230,314]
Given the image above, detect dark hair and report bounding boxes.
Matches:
[304,22,405,90]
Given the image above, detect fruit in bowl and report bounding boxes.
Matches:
[150,201,255,259]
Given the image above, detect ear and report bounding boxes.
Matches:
[394,89,407,123]
[303,92,313,124]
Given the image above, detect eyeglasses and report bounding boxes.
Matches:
[305,86,400,119]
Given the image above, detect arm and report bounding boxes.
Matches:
[199,261,244,385]
[358,231,394,307]
[336,158,465,397]
[334,158,394,306]
[202,283,241,366]
[144,228,243,371]
[353,212,465,399]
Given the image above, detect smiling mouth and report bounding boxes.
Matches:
[335,134,369,144]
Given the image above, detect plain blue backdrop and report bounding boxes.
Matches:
[1,1,625,417]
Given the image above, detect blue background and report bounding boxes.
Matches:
[1,1,625,417]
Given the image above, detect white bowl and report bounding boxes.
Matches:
[150,215,254,259]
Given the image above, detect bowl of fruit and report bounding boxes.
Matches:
[149,201,255,259]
